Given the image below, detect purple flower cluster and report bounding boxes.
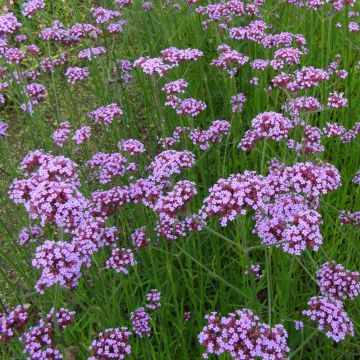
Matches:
[211,44,249,77]
[0,305,29,342]
[91,7,121,24]
[146,289,161,310]
[118,139,146,156]
[87,152,133,184]
[230,93,246,113]
[302,296,354,342]
[32,240,83,293]
[22,308,75,359]
[198,308,289,359]
[65,66,90,84]
[106,248,136,275]
[316,261,360,300]
[239,112,293,150]
[245,264,263,280]
[130,307,152,337]
[52,121,71,147]
[78,46,106,60]
[89,328,131,360]
[131,227,150,249]
[22,0,45,18]
[89,103,123,128]
[18,226,42,246]
[72,125,91,144]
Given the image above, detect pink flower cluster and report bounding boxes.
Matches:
[273,66,329,92]
[78,46,106,60]
[245,264,263,280]
[198,308,289,359]
[52,121,71,147]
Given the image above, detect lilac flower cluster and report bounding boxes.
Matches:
[8,150,118,292]
[22,308,75,359]
[211,44,249,77]
[0,305,29,342]
[78,46,106,60]
[130,307,152,337]
[198,308,289,359]
[302,296,354,342]
[18,226,42,246]
[22,0,45,18]
[106,248,136,275]
[118,139,146,156]
[91,7,121,24]
[146,289,161,310]
[316,261,360,300]
[65,66,90,84]
[239,112,293,150]
[52,121,71,147]
[72,125,91,144]
[244,264,263,279]
[230,93,246,113]
[89,328,131,360]
[89,103,123,127]
[131,227,150,249]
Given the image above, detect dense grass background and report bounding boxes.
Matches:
[0,0,360,358]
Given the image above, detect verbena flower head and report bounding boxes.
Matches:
[72,125,91,144]
[146,289,161,310]
[89,327,131,360]
[175,98,207,117]
[87,152,130,184]
[198,308,289,359]
[0,305,29,343]
[131,227,150,249]
[89,103,123,127]
[316,261,360,300]
[22,0,45,18]
[211,44,249,77]
[133,57,171,77]
[130,307,152,337]
[52,121,71,147]
[32,240,83,293]
[160,47,203,66]
[118,139,145,155]
[0,121,9,137]
[106,248,136,275]
[91,7,121,24]
[0,12,21,35]
[78,46,106,60]
[302,296,354,342]
[65,66,90,84]
[230,93,246,113]
[200,171,265,226]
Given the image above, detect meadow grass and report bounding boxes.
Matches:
[0,0,360,359]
